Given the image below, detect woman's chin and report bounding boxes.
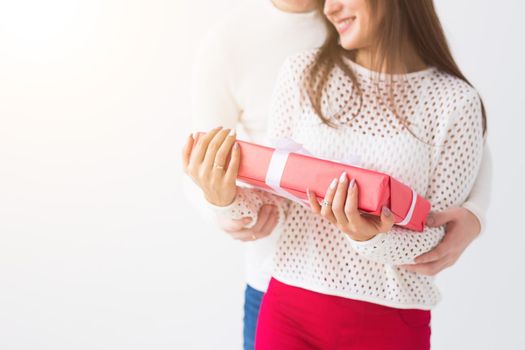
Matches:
[339,39,358,51]
[338,33,362,50]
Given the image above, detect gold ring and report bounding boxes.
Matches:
[214,163,224,170]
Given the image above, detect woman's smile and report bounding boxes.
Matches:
[335,16,356,34]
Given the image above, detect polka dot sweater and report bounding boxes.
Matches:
[212,49,484,310]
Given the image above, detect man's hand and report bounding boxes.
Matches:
[216,204,279,242]
[400,207,481,276]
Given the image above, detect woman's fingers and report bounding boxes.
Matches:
[378,206,395,233]
[189,126,222,167]
[320,177,338,224]
[307,175,393,241]
[332,172,349,226]
[201,128,231,175]
[225,141,241,185]
[344,178,360,224]
[307,188,321,214]
[214,128,237,173]
[182,133,194,173]
[342,178,369,237]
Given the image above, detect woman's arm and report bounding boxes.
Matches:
[208,187,290,232]
[184,55,301,229]
[180,26,242,220]
[342,88,485,266]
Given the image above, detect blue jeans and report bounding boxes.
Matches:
[243,284,264,350]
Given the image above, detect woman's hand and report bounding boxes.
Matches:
[307,172,395,241]
[182,126,241,207]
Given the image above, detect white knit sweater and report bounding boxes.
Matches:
[212,50,485,309]
[185,0,491,295]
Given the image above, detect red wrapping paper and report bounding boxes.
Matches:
[194,133,430,231]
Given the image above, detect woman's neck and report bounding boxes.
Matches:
[355,45,428,74]
[271,0,318,13]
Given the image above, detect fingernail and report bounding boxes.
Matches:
[339,171,347,183]
[349,178,356,188]
[329,178,338,189]
[426,213,435,226]
[228,128,236,136]
[233,142,239,150]
[382,206,391,217]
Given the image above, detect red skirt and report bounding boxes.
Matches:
[255,278,431,350]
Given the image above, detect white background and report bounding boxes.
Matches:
[0,0,524,349]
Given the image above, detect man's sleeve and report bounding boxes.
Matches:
[462,141,492,235]
[190,29,241,131]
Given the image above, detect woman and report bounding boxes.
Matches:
[184,0,485,348]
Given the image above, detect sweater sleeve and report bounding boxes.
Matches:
[345,88,485,265]
[205,56,300,225]
[461,141,492,235]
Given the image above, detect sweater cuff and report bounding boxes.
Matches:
[344,232,388,251]
[206,197,238,213]
[205,190,258,230]
[461,201,485,236]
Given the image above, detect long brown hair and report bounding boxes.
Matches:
[306,0,487,135]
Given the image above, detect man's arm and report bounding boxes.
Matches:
[401,142,492,275]
[462,143,492,235]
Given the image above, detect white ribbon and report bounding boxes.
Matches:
[265,148,309,208]
[395,188,418,226]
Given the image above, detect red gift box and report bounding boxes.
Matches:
[194,133,430,231]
